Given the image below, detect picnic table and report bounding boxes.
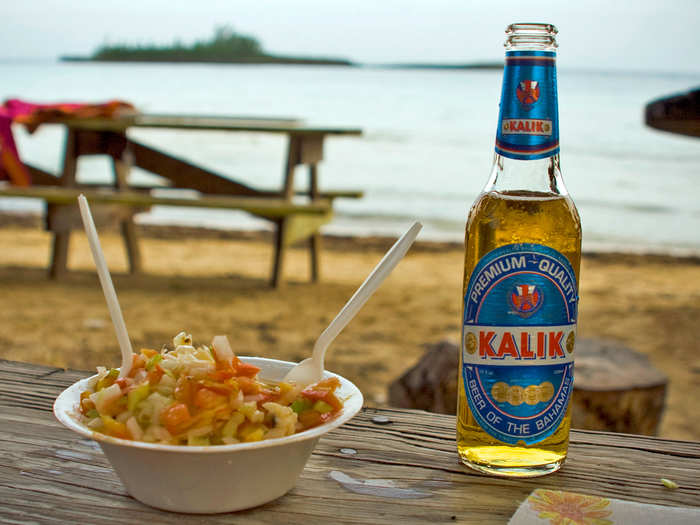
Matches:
[0,113,363,286]
[2,359,699,523]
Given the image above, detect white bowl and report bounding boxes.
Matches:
[53,357,363,514]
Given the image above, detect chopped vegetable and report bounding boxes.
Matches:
[95,368,119,391]
[77,332,344,445]
[145,354,162,371]
[661,478,679,489]
[211,335,234,366]
[313,400,334,414]
[161,403,192,434]
[127,383,150,412]
[90,383,123,413]
[100,415,129,439]
[290,399,312,413]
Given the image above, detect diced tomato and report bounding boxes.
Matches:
[208,369,236,382]
[200,379,235,395]
[237,376,260,395]
[147,365,164,385]
[256,388,279,406]
[115,378,129,390]
[194,388,227,409]
[301,377,342,410]
[321,391,343,411]
[315,377,341,390]
[130,353,146,374]
[235,360,260,378]
[161,403,192,434]
[300,389,341,410]
[300,388,324,401]
[174,376,193,405]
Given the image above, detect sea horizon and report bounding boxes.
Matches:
[1,56,700,78]
[1,61,699,256]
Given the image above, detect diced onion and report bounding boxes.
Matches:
[89,383,122,413]
[211,335,234,366]
[126,417,143,440]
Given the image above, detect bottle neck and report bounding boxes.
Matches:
[485,153,569,196]
[489,23,562,195]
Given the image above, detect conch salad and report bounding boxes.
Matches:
[77,332,344,445]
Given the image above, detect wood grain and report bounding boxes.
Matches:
[34,114,362,136]
[1,359,698,524]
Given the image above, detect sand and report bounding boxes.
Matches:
[0,217,698,441]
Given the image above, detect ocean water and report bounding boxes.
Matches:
[1,61,699,253]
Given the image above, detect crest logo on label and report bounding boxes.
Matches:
[516,80,540,107]
[510,284,543,317]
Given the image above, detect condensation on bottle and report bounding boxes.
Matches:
[456,23,582,477]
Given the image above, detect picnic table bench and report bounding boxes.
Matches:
[0,114,363,287]
[2,359,698,523]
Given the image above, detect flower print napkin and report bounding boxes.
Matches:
[509,488,699,525]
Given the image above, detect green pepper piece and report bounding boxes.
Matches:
[145,354,163,371]
[313,400,334,414]
[127,383,151,412]
[290,399,312,413]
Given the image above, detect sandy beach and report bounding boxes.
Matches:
[0,215,698,441]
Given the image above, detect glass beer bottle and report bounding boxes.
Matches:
[457,23,581,477]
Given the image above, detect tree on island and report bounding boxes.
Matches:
[69,25,352,65]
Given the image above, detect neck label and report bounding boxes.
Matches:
[495,51,559,160]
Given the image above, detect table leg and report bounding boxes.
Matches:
[271,136,302,287]
[112,143,142,274]
[272,218,288,288]
[309,164,321,283]
[282,136,300,200]
[49,231,71,279]
[48,129,78,279]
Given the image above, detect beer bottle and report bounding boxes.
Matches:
[457,23,581,477]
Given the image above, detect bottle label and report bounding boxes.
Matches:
[495,51,559,160]
[461,243,577,445]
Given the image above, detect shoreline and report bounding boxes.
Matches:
[2,210,699,264]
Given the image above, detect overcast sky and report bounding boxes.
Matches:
[3,0,699,73]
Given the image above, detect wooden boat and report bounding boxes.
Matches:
[645,88,700,137]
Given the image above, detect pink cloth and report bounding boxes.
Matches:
[0,99,136,186]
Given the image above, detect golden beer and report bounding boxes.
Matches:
[456,24,581,477]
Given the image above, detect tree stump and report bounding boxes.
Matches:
[387,338,668,436]
[572,338,667,436]
[388,341,459,415]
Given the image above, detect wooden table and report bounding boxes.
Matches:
[2,359,698,523]
[13,114,363,286]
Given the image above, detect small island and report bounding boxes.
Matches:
[60,25,502,70]
[61,26,354,66]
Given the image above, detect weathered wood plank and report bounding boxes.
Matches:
[1,360,698,523]
[128,139,262,197]
[38,114,362,136]
[0,187,332,217]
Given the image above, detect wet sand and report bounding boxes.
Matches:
[0,216,698,441]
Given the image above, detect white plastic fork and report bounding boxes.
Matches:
[283,221,422,387]
[78,194,133,378]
